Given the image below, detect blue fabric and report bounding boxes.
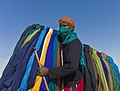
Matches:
[40,29,56,91]
[80,43,86,76]
[108,56,120,84]
[18,27,48,91]
[99,54,108,81]
[11,32,40,90]
[0,31,41,91]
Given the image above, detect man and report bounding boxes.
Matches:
[38,17,84,90]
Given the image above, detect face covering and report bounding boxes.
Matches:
[59,26,72,38]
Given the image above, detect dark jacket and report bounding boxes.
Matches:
[48,39,83,87]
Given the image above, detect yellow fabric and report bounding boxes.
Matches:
[22,28,40,47]
[102,53,113,91]
[31,28,53,91]
[92,49,109,91]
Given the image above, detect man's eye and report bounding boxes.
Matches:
[62,25,68,27]
[60,25,69,28]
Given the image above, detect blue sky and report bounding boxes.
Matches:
[0,0,120,77]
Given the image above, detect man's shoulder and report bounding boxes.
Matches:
[70,38,81,45]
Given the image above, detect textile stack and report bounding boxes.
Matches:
[0,24,119,91]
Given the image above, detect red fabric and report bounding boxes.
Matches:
[77,77,84,91]
[97,51,101,57]
[64,77,84,91]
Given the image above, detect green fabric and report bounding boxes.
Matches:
[49,80,57,91]
[53,34,59,67]
[61,30,78,44]
[106,56,120,91]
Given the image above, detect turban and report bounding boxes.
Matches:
[59,17,75,30]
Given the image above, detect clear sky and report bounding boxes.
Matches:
[0,0,120,77]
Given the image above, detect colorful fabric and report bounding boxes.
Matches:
[31,28,53,91]
[18,27,47,91]
[101,53,113,91]
[48,30,59,91]
[92,49,109,91]
[90,54,104,91]
[40,30,58,91]
[106,56,120,91]
[97,52,109,81]
[0,30,41,91]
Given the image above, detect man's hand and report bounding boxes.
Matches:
[37,65,48,76]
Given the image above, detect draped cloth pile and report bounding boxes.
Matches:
[0,24,120,91]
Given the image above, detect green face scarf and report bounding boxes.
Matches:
[58,26,78,44]
[59,26,71,38]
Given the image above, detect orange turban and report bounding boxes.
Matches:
[59,16,75,30]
